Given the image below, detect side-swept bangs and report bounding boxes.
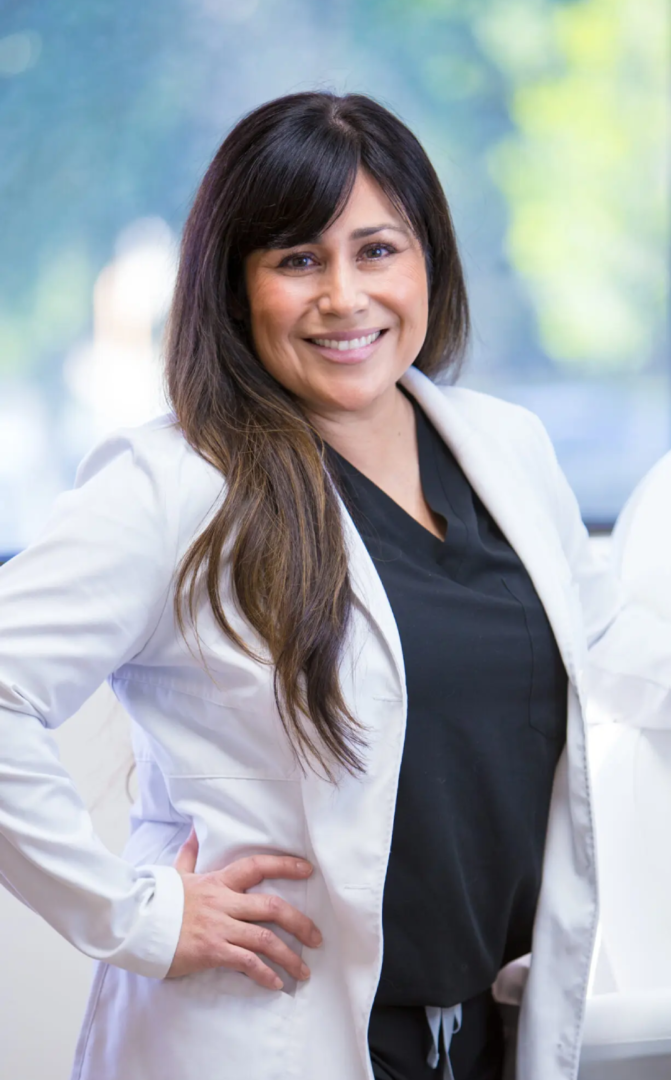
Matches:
[228,110,360,253]
[188,92,469,379]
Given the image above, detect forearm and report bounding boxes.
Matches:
[0,702,184,976]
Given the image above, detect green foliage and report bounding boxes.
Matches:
[480,0,668,371]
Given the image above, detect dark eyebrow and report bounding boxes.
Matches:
[272,223,410,251]
[305,223,409,243]
[349,224,410,240]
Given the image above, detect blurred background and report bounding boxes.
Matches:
[2,5,671,1077]
[1,0,669,555]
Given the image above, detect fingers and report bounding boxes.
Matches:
[231,922,311,983]
[173,827,199,875]
[214,943,285,990]
[220,854,313,892]
[227,891,322,949]
[168,851,323,986]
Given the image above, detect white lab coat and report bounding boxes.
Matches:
[0,367,619,1080]
[587,451,671,731]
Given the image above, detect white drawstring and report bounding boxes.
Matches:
[425,1004,462,1080]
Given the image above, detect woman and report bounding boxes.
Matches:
[0,92,618,1080]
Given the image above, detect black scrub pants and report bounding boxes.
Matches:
[369,988,506,1080]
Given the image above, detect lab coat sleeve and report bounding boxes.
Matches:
[0,426,185,977]
[582,452,671,730]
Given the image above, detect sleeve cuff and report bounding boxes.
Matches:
[125,864,185,979]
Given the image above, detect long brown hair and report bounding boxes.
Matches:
[165,91,469,779]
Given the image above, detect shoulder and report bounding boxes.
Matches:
[432,384,569,536]
[403,368,559,487]
[437,384,548,445]
[405,367,545,440]
[73,414,225,551]
[414,377,556,482]
[75,413,215,484]
[437,386,561,497]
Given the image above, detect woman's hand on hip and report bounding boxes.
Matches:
[167,828,322,987]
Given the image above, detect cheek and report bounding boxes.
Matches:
[390,267,429,334]
[250,282,297,345]
[246,283,312,393]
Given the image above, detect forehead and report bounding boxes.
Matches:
[318,170,407,239]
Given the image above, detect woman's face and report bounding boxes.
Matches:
[244,170,429,419]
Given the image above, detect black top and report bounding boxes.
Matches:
[329,396,567,1009]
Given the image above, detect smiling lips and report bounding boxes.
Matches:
[310,330,381,351]
[305,328,386,362]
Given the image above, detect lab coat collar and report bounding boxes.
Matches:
[339,366,578,691]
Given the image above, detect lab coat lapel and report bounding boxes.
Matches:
[338,502,406,694]
[331,373,480,697]
[400,367,579,688]
[302,368,581,1042]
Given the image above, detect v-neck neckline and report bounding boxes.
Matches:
[326,395,451,548]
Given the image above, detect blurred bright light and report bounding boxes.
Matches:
[0,33,42,77]
[110,218,178,329]
[63,217,177,435]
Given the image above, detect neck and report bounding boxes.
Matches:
[306,381,416,477]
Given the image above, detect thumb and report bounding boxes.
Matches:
[173,826,199,875]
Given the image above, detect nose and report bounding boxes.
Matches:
[316,257,367,318]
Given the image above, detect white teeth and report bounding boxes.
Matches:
[311,331,381,350]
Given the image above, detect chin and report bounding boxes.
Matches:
[315,371,397,415]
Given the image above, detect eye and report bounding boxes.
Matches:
[278,252,317,270]
[361,242,396,261]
